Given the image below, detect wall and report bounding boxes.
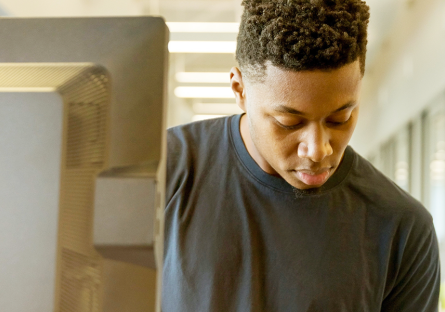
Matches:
[351,0,445,157]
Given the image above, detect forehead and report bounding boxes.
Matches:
[248,61,362,112]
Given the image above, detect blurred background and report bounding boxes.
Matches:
[1,0,445,309]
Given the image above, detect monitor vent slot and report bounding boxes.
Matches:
[60,169,97,254]
[60,68,109,169]
[59,248,102,312]
[56,66,110,312]
[0,64,88,88]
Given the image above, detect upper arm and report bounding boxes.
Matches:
[381,226,440,312]
[166,128,184,206]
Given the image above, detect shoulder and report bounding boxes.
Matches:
[167,116,231,155]
[166,116,234,202]
[347,148,433,230]
[344,150,439,309]
[168,116,231,141]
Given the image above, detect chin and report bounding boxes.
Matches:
[284,171,331,190]
[291,181,324,190]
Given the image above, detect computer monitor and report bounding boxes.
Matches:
[0,17,168,312]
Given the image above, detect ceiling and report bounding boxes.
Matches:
[0,0,407,126]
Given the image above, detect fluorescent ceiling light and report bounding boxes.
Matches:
[193,103,242,115]
[174,87,234,98]
[192,115,226,122]
[176,72,230,83]
[167,22,239,33]
[169,41,236,53]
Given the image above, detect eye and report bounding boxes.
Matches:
[326,116,351,126]
[273,116,305,130]
[275,119,304,130]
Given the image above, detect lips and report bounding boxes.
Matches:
[294,169,331,186]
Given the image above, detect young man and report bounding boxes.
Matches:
[163,0,440,311]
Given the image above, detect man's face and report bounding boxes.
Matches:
[231,61,362,190]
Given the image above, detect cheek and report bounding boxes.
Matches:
[263,130,301,165]
[329,125,357,154]
[250,118,293,157]
[338,114,359,145]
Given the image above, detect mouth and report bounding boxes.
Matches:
[292,168,332,186]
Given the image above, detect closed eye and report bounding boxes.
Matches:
[275,120,304,130]
[326,117,351,127]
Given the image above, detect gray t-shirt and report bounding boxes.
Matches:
[163,114,440,312]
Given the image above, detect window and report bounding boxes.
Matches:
[424,95,445,244]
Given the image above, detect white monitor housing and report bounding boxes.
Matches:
[0,17,168,312]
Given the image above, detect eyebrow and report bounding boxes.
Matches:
[274,101,357,116]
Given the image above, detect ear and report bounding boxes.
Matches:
[230,67,247,112]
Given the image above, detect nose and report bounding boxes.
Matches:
[297,122,333,162]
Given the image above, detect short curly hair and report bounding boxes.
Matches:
[236,0,370,82]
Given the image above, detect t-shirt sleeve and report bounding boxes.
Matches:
[166,127,186,207]
[381,224,440,312]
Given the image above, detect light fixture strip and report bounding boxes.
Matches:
[168,41,236,53]
[176,72,230,83]
[174,87,234,98]
[193,103,242,115]
[192,115,227,122]
[166,22,240,33]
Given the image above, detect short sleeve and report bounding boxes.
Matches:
[165,127,190,207]
[381,225,441,312]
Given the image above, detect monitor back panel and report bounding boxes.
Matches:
[0,17,168,312]
[0,92,63,312]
